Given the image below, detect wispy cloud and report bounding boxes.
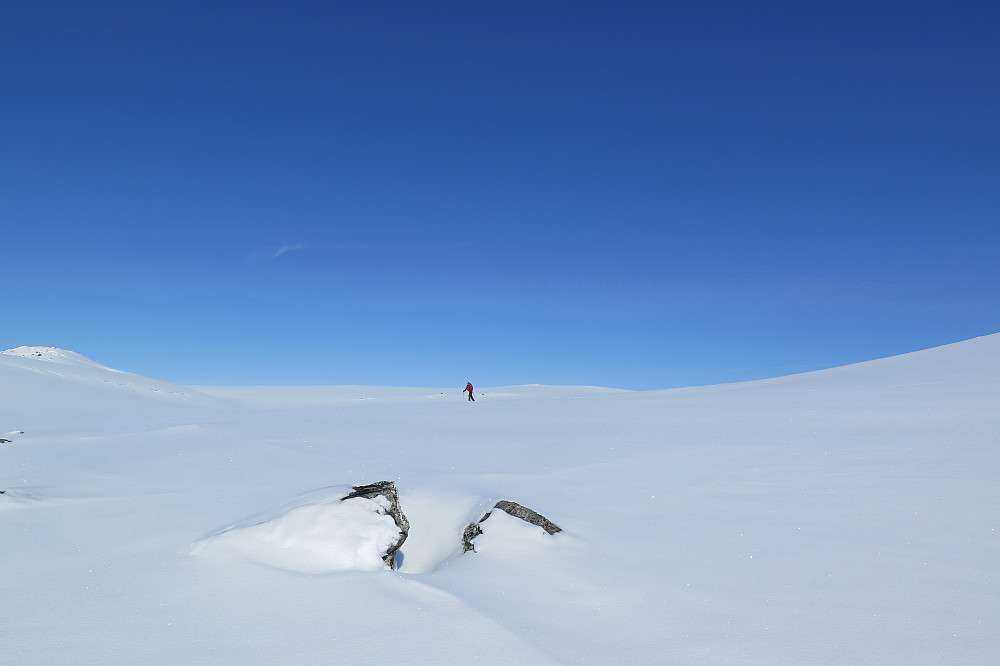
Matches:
[273,244,306,258]
[250,240,470,263]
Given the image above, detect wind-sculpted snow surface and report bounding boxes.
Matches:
[192,485,403,574]
[2,335,1000,664]
[194,483,557,573]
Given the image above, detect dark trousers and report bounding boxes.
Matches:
[467,391,474,401]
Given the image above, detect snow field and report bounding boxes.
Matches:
[2,336,999,664]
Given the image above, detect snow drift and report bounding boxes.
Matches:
[191,485,403,574]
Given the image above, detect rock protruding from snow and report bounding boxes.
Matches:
[191,484,405,574]
[462,500,561,553]
[342,481,410,569]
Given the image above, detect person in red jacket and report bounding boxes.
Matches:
[464,382,475,401]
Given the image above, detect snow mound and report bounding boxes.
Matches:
[191,485,403,574]
[472,507,563,558]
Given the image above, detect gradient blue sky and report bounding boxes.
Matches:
[4,1,998,389]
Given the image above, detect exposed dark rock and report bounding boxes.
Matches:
[461,521,483,553]
[462,500,562,553]
[494,501,562,535]
[341,481,409,569]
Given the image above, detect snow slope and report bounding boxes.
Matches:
[0,346,220,428]
[2,336,998,664]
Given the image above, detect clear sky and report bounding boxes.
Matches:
[3,1,998,390]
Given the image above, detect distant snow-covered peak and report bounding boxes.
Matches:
[1,346,223,422]
[0,346,119,371]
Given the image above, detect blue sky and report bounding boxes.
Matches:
[4,1,998,390]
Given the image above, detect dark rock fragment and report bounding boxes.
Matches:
[341,481,409,569]
[461,521,483,553]
[493,501,562,535]
[462,500,561,553]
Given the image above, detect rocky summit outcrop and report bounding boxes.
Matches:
[341,481,410,569]
[462,500,562,553]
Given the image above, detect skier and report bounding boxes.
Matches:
[464,382,475,401]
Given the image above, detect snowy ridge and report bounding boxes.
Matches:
[1,346,220,426]
[644,332,1000,395]
[2,345,124,370]
[784,332,1000,384]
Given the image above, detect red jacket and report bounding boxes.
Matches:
[465,383,474,392]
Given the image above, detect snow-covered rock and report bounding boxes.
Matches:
[341,481,410,569]
[191,485,404,574]
[463,500,561,553]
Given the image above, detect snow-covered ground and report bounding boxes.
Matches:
[2,337,998,664]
